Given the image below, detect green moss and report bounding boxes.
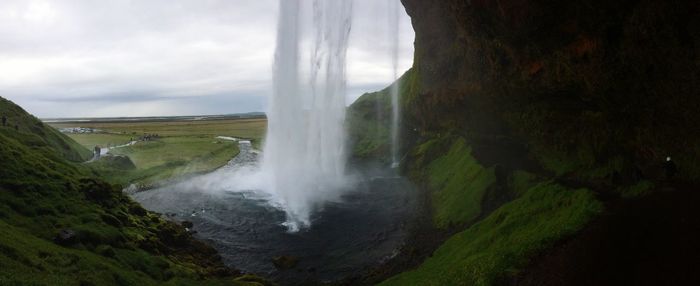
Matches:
[534,148,581,176]
[428,138,496,228]
[508,170,540,195]
[411,135,453,168]
[379,182,602,286]
[402,54,421,108]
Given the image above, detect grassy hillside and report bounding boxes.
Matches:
[0,97,265,285]
[346,70,414,160]
[0,97,92,162]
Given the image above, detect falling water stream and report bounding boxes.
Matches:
[388,0,401,168]
[261,0,354,232]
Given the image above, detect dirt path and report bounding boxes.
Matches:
[512,184,700,286]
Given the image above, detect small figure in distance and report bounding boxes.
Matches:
[664,156,677,180]
[14,124,18,131]
[2,115,6,126]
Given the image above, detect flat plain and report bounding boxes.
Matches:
[48,118,267,188]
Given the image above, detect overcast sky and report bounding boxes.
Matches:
[0,0,414,118]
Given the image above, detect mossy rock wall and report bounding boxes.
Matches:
[399,0,700,182]
[349,0,700,284]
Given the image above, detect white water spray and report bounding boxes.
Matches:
[262,0,353,232]
[388,0,401,168]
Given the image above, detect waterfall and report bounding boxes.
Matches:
[388,0,401,168]
[262,0,353,232]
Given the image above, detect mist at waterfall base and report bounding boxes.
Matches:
[132,142,419,282]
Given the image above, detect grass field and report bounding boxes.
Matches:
[50,118,266,147]
[49,118,267,188]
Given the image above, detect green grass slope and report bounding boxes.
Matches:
[425,138,496,228]
[0,97,92,162]
[408,135,499,228]
[346,69,413,160]
[379,182,602,286]
[0,98,263,285]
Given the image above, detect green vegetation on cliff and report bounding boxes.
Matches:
[0,97,92,162]
[425,138,496,228]
[380,182,601,286]
[347,69,415,160]
[0,97,263,285]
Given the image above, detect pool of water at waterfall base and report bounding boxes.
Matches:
[132,163,419,284]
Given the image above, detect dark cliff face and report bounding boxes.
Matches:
[400,0,700,181]
[352,3,700,284]
[403,0,700,181]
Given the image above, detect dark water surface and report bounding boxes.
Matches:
[132,145,418,284]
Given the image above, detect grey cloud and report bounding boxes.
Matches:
[0,0,413,118]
